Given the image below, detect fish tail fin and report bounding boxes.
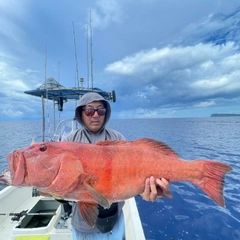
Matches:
[192,160,232,207]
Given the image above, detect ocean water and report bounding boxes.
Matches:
[0,118,240,240]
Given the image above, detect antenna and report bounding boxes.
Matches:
[89,10,94,89]
[72,21,79,89]
[44,45,47,83]
[58,61,60,83]
[41,46,48,142]
[44,45,50,141]
[86,24,90,88]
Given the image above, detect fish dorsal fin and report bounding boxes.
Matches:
[133,138,179,158]
[96,140,128,146]
[97,138,179,158]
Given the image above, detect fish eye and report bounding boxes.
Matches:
[39,144,47,152]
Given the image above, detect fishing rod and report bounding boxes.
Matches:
[0,210,56,221]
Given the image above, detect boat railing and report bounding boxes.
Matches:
[52,117,79,142]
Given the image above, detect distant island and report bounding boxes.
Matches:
[210,113,240,117]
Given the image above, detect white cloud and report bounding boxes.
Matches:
[194,100,216,108]
[105,42,237,76]
[105,40,240,113]
[0,61,40,92]
[191,76,229,90]
[190,70,240,97]
[0,1,30,42]
[1,108,23,118]
[0,59,42,119]
[90,0,124,29]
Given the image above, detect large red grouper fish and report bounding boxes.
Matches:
[0,138,232,227]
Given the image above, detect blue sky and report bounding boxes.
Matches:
[1,0,240,120]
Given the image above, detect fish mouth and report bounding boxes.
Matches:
[6,150,26,185]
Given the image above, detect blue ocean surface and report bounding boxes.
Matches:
[0,117,240,240]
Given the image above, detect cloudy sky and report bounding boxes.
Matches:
[1,0,240,121]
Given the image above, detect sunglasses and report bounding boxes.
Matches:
[82,108,106,116]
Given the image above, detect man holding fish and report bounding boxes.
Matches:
[63,92,171,240]
[0,92,232,239]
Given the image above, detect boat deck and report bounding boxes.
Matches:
[0,186,145,240]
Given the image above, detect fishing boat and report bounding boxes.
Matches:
[0,78,146,240]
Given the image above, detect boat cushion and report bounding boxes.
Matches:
[15,235,50,240]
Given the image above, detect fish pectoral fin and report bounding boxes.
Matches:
[84,182,110,209]
[78,202,98,228]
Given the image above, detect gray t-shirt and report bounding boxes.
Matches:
[62,127,125,233]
